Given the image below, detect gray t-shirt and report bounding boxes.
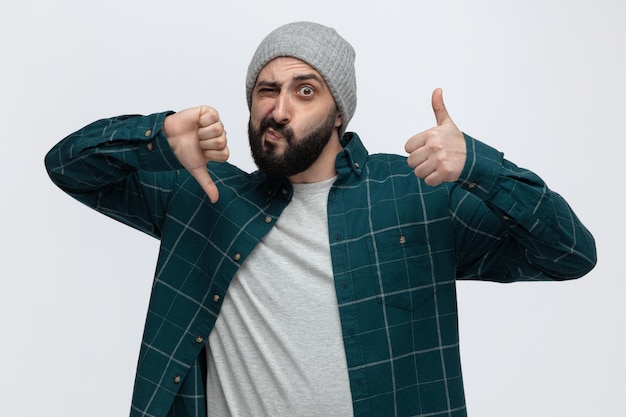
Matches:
[206,176,353,416]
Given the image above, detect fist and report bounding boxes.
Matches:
[405,89,466,186]
[164,106,229,203]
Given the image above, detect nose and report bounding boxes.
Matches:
[271,91,291,125]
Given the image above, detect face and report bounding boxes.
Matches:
[248,57,342,178]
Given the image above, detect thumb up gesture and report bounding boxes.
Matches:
[163,106,230,203]
[405,89,466,186]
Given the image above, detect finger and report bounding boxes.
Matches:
[406,145,428,169]
[423,170,444,187]
[412,159,444,187]
[198,128,228,156]
[410,149,435,177]
[198,122,225,141]
[404,132,425,154]
[189,167,219,203]
[198,106,219,128]
[432,88,452,126]
[199,138,228,154]
[201,146,230,163]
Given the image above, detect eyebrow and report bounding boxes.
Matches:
[256,80,279,89]
[255,73,326,89]
[293,73,325,85]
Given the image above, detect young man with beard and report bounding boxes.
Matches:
[46,22,596,417]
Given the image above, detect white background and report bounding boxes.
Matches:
[1,0,624,416]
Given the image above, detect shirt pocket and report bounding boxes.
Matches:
[367,224,436,312]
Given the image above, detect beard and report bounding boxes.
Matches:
[248,110,338,178]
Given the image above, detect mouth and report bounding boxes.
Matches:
[265,128,283,142]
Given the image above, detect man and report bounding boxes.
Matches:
[46,21,596,417]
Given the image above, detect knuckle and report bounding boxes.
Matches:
[203,105,217,115]
[434,152,447,165]
[201,107,219,124]
[424,129,438,141]
[213,137,227,149]
[428,138,443,152]
[413,165,426,178]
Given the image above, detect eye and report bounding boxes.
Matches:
[298,85,315,97]
[258,87,277,97]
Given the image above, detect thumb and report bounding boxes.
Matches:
[189,167,219,204]
[432,88,452,126]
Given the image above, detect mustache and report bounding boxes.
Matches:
[260,117,285,131]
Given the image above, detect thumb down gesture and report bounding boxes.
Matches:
[405,89,467,186]
[163,106,230,203]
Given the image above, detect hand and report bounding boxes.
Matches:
[405,88,466,186]
[163,106,229,203]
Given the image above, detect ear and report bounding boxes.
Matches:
[335,112,343,128]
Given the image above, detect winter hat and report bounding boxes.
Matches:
[246,21,357,138]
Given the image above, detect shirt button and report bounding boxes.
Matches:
[468,182,477,189]
[233,253,241,262]
[264,216,272,224]
[144,129,152,137]
[502,215,510,221]
[195,335,204,343]
[213,294,221,303]
[173,375,181,384]
[146,143,154,152]
[398,235,407,245]
[281,187,288,195]
[354,162,360,169]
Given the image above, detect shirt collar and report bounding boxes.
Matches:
[336,132,368,178]
[256,173,293,202]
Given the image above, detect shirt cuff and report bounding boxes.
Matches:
[135,112,184,171]
[457,133,504,199]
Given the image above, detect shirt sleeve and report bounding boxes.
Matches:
[44,112,182,238]
[452,133,597,282]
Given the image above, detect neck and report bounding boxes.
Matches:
[288,133,342,184]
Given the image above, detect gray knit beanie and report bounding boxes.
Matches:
[246,21,357,138]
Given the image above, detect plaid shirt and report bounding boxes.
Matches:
[45,112,596,417]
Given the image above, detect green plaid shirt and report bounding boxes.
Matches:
[45,112,596,417]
